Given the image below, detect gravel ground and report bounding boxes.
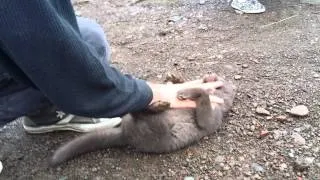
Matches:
[1,0,320,179]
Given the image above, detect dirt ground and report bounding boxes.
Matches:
[1,0,320,179]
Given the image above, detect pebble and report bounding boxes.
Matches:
[243,171,252,176]
[199,0,206,5]
[168,16,183,23]
[92,167,98,172]
[201,154,208,160]
[251,163,265,172]
[223,165,231,171]
[215,155,225,163]
[273,130,288,140]
[259,130,270,138]
[279,163,288,171]
[250,125,255,132]
[184,176,195,180]
[238,156,245,161]
[291,132,306,145]
[289,152,295,158]
[316,163,320,168]
[294,157,314,171]
[256,107,271,116]
[0,160,2,174]
[252,174,262,180]
[289,105,309,117]
[242,64,249,68]
[313,73,320,78]
[234,75,242,80]
[275,115,287,122]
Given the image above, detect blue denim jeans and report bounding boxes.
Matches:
[0,17,111,127]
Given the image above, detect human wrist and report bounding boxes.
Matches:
[146,82,165,105]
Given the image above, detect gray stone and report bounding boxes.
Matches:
[289,105,309,117]
[294,157,314,171]
[184,176,195,180]
[199,0,206,5]
[251,163,265,172]
[215,155,225,163]
[291,132,306,145]
[256,107,270,116]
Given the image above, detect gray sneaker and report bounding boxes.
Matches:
[21,108,121,134]
[231,0,266,14]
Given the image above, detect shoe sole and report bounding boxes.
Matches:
[0,160,2,174]
[22,117,122,134]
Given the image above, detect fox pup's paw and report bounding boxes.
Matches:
[165,72,185,84]
[202,74,219,83]
[177,88,207,101]
[148,101,171,112]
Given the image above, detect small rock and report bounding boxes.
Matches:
[242,64,249,68]
[289,105,309,117]
[201,154,207,160]
[279,163,288,171]
[198,24,208,31]
[215,155,225,163]
[316,163,320,168]
[294,127,302,132]
[291,132,306,145]
[186,56,196,61]
[266,116,273,120]
[0,160,2,174]
[259,130,270,138]
[294,157,314,171]
[219,163,225,168]
[251,163,265,172]
[199,0,206,5]
[243,171,252,176]
[238,156,245,161]
[168,16,183,23]
[313,73,320,78]
[273,130,288,139]
[250,125,255,131]
[223,165,230,171]
[184,176,195,180]
[256,107,271,116]
[289,152,295,158]
[252,174,262,180]
[275,115,287,122]
[92,167,98,172]
[234,75,242,80]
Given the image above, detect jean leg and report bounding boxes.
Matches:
[0,87,52,127]
[0,17,112,127]
[76,17,111,63]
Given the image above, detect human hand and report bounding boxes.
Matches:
[147,78,224,109]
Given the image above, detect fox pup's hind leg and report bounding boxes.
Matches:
[177,88,222,132]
